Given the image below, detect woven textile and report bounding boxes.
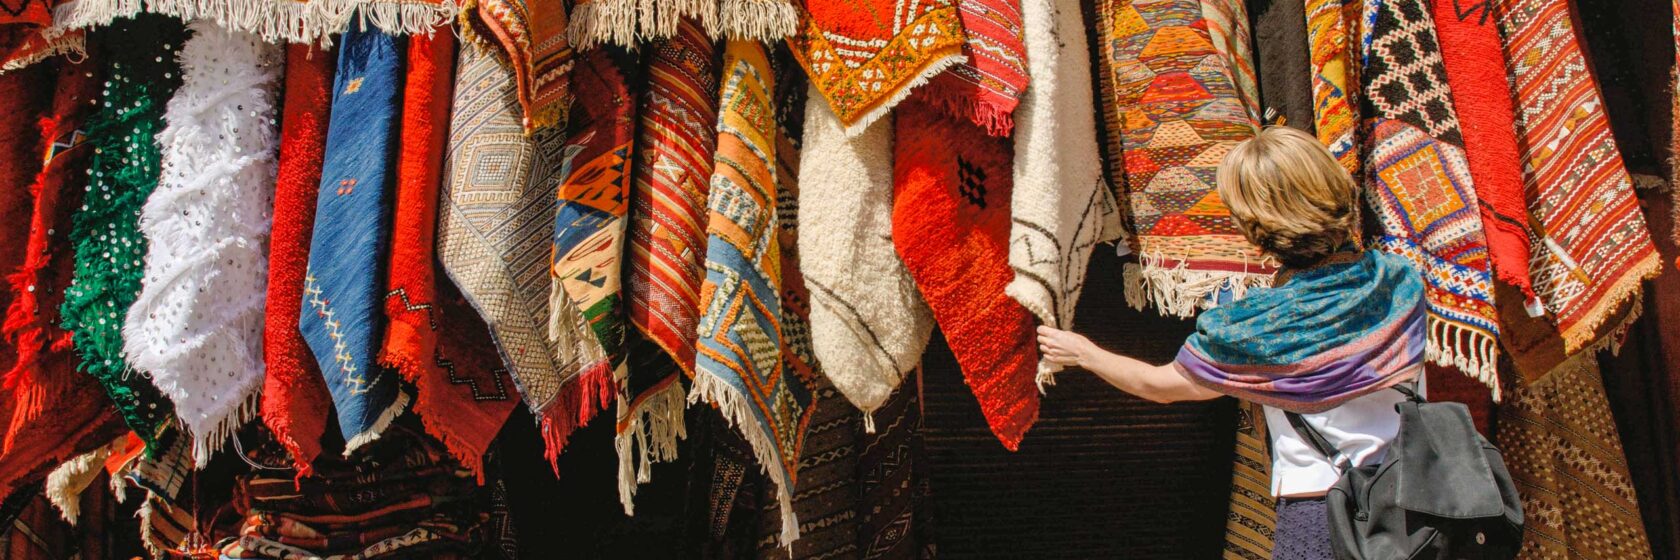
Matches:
[384,32,519,479]
[301,27,408,453]
[61,17,185,452]
[798,87,934,429]
[124,23,281,467]
[892,102,1039,449]
[920,0,1028,135]
[0,63,48,423]
[2,59,98,448]
[620,19,717,508]
[439,44,612,467]
[1008,0,1117,384]
[1249,0,1313,131]
[1303,0,1359,169]
[0,0,82,72]
[47,0,453,46]
[262,44,334,474]
[1430,0,1534,299]
[567,0,798,49]
[1498,0,1660,354]
[856,376,935,558]
[1499,354,1655,559]
[1221,402,1275,560]
[1098,0,1276,318]
[690,41,814,545]
[787,0,965,135]
[460,0,574,131]
[1360,0,1501,392]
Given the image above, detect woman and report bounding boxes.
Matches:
[1037,127,1426,560]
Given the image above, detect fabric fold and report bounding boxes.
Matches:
[459,0,575,131]
[787,0,966,136]
[300,26,409,453]
[124,22,282,467]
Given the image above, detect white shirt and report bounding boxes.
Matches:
[1263,376,1426,497]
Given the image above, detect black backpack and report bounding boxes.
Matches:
[1284,386,1524,560]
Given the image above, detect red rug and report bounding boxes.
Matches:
[0,62,50,416]
[921,0,1029,136]
[1431,0,1534,299]
[381,29,517,480]
[891,100,1039,450]
[261,44,335,474]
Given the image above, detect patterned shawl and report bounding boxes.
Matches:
[3,59,98,447]
[797,86,933,430]
[1359,0,1501,391]
[1097,0,1276,318]
[1009,0,1117,385]
[568,0,797,49]
[0,63,49,421]
[1173,250,1426,413]
[690,40,814,545]
[920,0,1028,136]
[438,44,610,468]
[1430,0,1534,301]
[787,0,965,135]
[60,16,185,452]
[382,31,519,480]
[460,0,575,131]
[47,0,453,45]
[1303,0,1360,169]
[300,27,408,452]
[893,101,1039,450]
[124,22,282,467]
[619,18,717,510]
[1498,0,1660,354]
[262,44,334,474]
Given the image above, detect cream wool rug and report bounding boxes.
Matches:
[1006,0,1120,387]
[123,23,282,467]
[797,84,933,431]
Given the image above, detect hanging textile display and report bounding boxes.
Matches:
[619,18,717,508]
[47,0,453,45]
[60,16,186,452]
[568,0,797,50]
[1499,354,1655,559]
[1097,0,1276,319]
[892,101,1039,449]
[299,27,408,452]
[919,0,1028,136]
[438,44,611,467]
[383,31,520,479]
[123,22,282,467]
[1302,0,1359,170]
[1358,0,1501,391]
[1248,0,1313,130]
[1220,402,1275,560]
[1430,0,1535,301]
[690,40,814,545]
[855,374,935,557]
[786,0,964,135]
[0,0,81,72]
[0,64,50,421]
[261,44,335,474]
[1498,0,1660,354]
[797,89,933,430]
[1008,0,1117,385]
[459,0,575,130]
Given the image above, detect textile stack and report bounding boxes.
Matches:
[0,0,1674,557]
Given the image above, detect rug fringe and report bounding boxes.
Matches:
[1572,252,1659,358]
[342,388,411,455]
[688,369,798,546]
[568,0,647,50]
[186,390,261,468]
[1424,317,1502,401]
[538,359,616,470]
[52,0,452,44]
[646,0,718,41]
[49,0,143,39]
[391,345,494,483]
[1122,255,1276,318]
[45,438,122,525]
[0,33,85,74]
[713,0,796,42]
[917,84,1015,137]
[614,376,686,514]
[836,53,967,139]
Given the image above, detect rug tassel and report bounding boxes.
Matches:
[1423,316,1502,401]
[539,360,617,472]
[614,378,687,515]
[688,370,799,546]
[713,0,797,41]
[342,389,412,455]
[1123,254,1276,318]
[45,438,122,525]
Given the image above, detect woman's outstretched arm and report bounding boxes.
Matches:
[1036,326,1224,403]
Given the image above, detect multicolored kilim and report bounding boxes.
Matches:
[438,44,612,468]
[1499,355,1655,559]
[620,18,718,511]
[1358,0,1501,392]
[1303,0,1360,170]
[61,17,185,453]
[920,0,1028,136]
[460,0,574,130]
[786,0,965,135]
[300,27,408,452]
[1097,0,1275,318]
[691,41,814,545]
[1497,0,1660,354]
[893,102,1040,449]
[1221,402,1274,560]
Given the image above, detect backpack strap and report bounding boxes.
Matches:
[1283,410,1351,471]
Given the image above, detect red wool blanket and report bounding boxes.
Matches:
[261,44,335,474]
[892,100,1040,449]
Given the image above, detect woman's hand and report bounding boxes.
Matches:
[1037,325,1095,368]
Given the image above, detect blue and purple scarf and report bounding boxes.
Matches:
[299,27,407,452]
[1173,250,1425,413]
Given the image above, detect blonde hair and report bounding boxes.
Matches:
[1216,126,1360,268]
